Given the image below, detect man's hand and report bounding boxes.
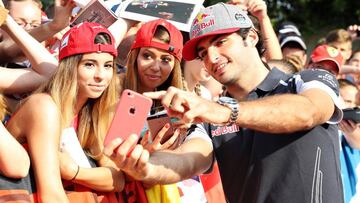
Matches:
[143,87,232,125]
[103,134,152,181]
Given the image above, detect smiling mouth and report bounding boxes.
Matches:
[146,75,161,80]
[214,63,227,74]
[89,84,106,91]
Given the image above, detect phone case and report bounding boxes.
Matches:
[104,89,153,146]
[147,113,174,144]
[343,107,360,123]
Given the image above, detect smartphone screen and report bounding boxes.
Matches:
[104,89,153,146]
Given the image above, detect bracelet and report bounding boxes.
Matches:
[70,165,80,181]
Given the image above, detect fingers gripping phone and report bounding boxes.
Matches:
[343,107,360,123]
[104,89,152,146]
[147,111,178,144]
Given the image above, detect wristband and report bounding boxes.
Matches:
[70,165,80,181]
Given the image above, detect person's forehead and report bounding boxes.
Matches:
[341,85,358,93]
[196,33,235,52]
[9,1,42,17]
[330,41,352,50]
[9,0,40,9]
[140,47,174,57]
[81,52,114,61]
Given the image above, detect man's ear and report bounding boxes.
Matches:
[244,29,259,47]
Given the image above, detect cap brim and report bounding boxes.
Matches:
[280,36,307,50]
[311,57,340,73]
[183,27,240,61]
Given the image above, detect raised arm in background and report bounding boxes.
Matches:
[0,14,59,94]
[0,0,74,63]
[228,0,282,60]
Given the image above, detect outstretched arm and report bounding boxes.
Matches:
[144,70,339,134]
[108,18,136,48]
[0,14,58,94]
[104,134,213,185]
[0,122,30,178]
[0,0,74,63]
[59,151,125,192]
[229,0,282,60]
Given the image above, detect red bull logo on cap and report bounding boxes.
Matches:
[191,12,215,37]
[192,13,209,25]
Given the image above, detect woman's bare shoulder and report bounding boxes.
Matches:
[20,93,59,119]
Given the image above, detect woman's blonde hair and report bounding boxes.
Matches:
[37,33,119,159]
[0,94,8,121]
[123,26,184,93]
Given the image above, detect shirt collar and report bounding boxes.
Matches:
[255,67,291,92]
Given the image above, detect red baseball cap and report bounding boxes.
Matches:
[131,19,183,61]
[59,22,118,61]
[310,44,343,73]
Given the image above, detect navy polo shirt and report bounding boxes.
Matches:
[188,68,344,203]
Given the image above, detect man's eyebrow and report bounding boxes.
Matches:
[196,35,223,54]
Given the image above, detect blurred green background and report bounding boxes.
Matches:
[41,0,360,51]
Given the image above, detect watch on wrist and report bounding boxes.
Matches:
[217,96,239,125]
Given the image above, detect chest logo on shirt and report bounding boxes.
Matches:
[211,124,240,137]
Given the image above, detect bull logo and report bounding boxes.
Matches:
[192,13,210,26]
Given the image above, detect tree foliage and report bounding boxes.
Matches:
[40,0,360,48]
[204,0,360,47]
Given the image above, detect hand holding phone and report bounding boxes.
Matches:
[146,111,178,144]
[104,89,152,146]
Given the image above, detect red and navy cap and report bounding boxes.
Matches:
[59,22,117,61]
[131,19,183,61]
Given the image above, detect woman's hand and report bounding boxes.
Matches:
[140,124,180,153]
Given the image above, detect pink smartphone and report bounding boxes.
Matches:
[104,89,152,146]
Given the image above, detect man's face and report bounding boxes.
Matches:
[196,32,246,86]
[9,0,42,31]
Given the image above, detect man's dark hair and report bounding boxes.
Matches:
[238,14,265,57]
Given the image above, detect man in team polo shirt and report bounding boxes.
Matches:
[105,3,344,203]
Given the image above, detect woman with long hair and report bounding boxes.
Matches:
[121,19,185,151]
[5,22,124,202]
